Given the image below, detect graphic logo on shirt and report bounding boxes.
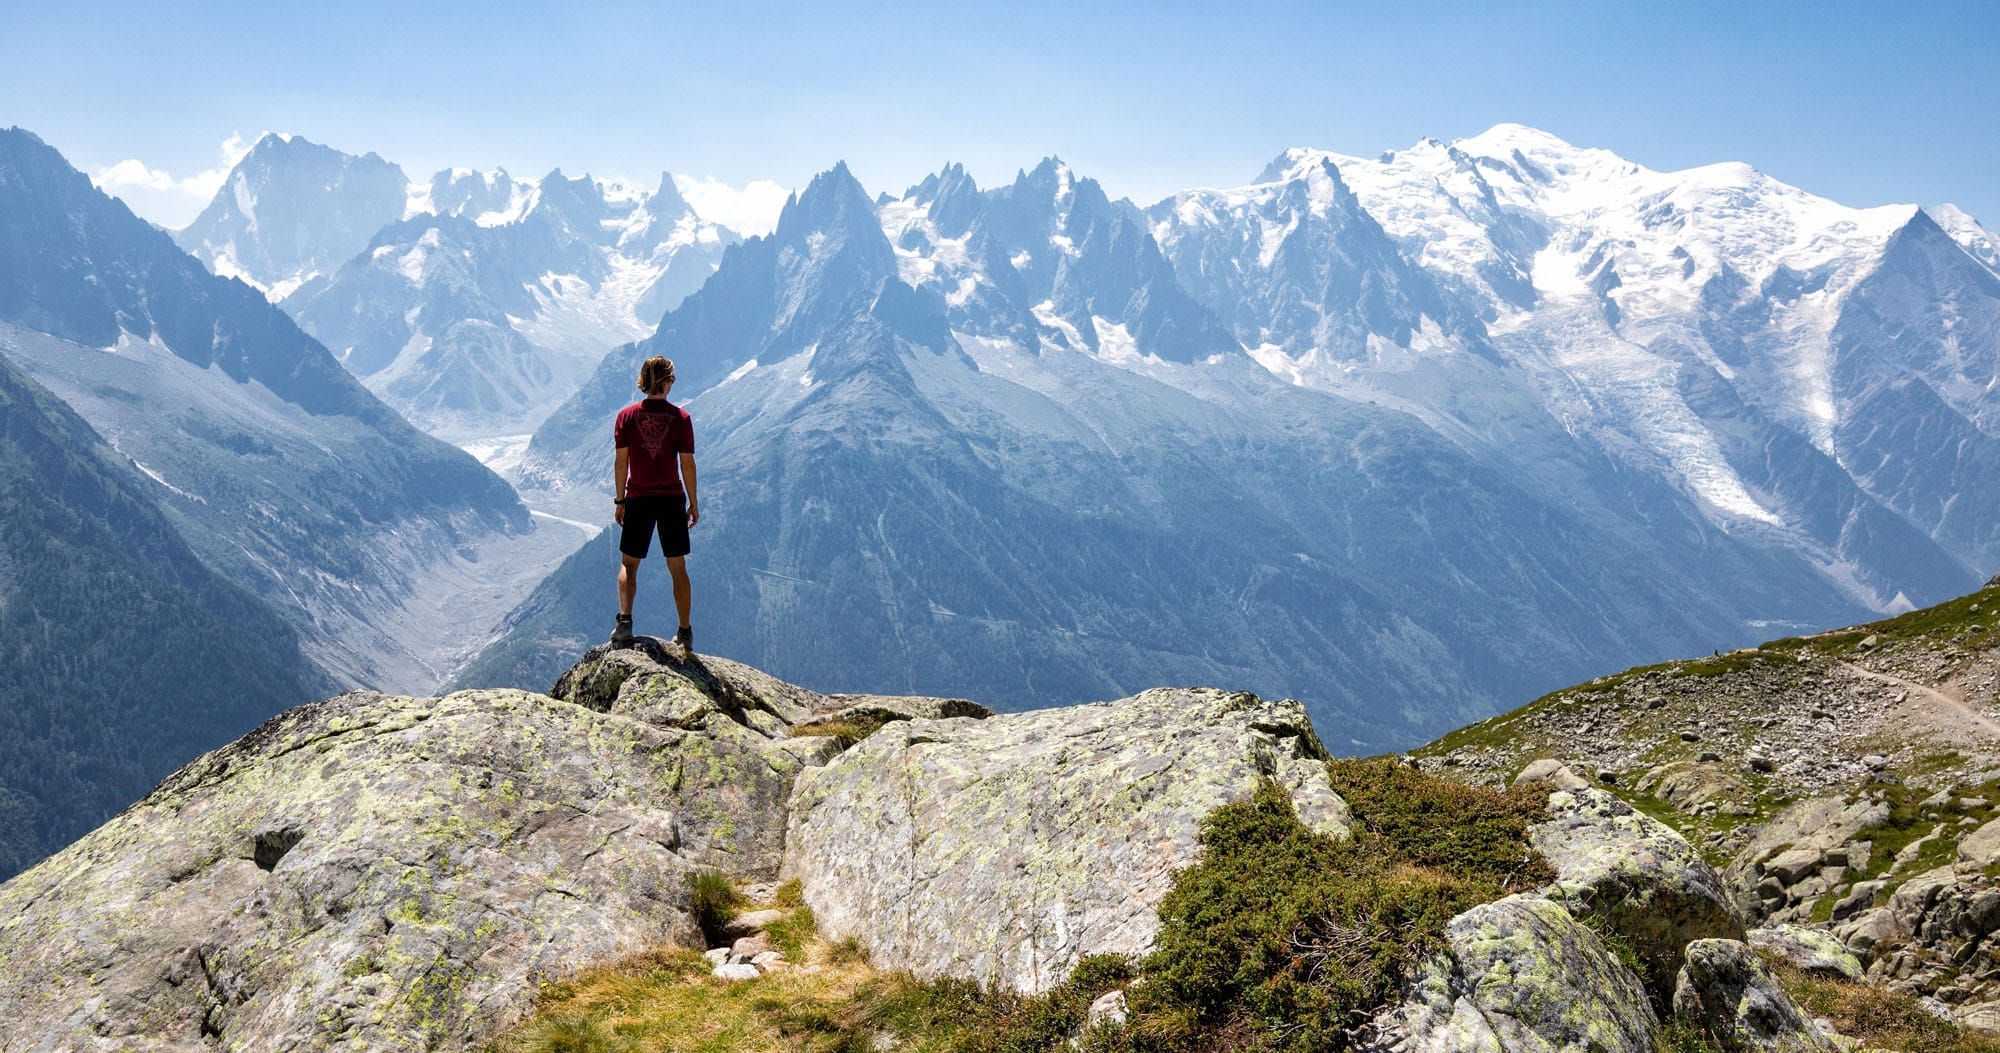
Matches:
[635,413,673,456]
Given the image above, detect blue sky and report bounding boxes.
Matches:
[6,1,1997,230]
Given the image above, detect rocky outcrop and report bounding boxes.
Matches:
[1529,785,1745,998]
[0,642,973,1052]
[783,687,1350,993]
[1748,925,1864,981]
[1371,894,1659,1052]
[1513,758,1590,791]
[1838,861,2000,1024]
[1671,939,1838,1052]
[1728,795,1890,925]
[1415,582,2000,1033]
[0,688,705,1050]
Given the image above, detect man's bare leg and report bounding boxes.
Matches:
[619,554,641,616]
[667,555,692,631]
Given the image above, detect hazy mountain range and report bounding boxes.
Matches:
[1,120,1995,874]
[486,131,2000,741]
[173,134,736,440]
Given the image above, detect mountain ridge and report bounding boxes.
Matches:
[0,349,321,879]
[0,126,531,693]
[475,151,1885,745]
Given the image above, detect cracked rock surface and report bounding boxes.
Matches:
[0,641,971,1051]
[782,686,1351,993]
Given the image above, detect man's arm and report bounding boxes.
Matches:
[614,447,629,525]
[680,452,698,527]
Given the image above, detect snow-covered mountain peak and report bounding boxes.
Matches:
[648,170,690,216]
[1933,202,2000,275]
[174,133,409,298]
[279,149,737,440]
[1451,122,1637,184]
[774,162,885,248]
[416,167,529,225]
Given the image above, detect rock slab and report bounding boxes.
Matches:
[783,687,1350,993]
[1372,894,1659,1052]
[1531,785,1745,998]
[1672,938,1837,1052]
[0,689,703,1051]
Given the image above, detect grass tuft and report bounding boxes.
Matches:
[768,907,819,961]
[1779,964,2000,1053]
[689,869,746,946]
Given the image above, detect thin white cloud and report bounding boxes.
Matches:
[673,174,791,237]
[91,134,252,229]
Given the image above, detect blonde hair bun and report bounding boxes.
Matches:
[636,356,676,394]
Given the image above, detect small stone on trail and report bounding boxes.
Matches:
[713,963,761,982]
[722,909,786,938]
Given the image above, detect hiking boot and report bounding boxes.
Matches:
[611,614,634,647]
[672,626,693,652]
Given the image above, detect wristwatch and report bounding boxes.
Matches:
[613,497,626,505]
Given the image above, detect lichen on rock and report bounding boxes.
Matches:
[1372,893,1659,1053]
[782,686,1349,993]
[1531,785,1745,1000]
[1671,938,1838,1052]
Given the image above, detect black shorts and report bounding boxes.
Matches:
[619,494,691,560]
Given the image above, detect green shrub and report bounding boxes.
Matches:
[1110,767,1551,1052]
[1325,758,1555,888]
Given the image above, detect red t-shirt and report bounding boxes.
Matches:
[614,398,695,497]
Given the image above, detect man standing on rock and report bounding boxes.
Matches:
[611,355,698,651]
